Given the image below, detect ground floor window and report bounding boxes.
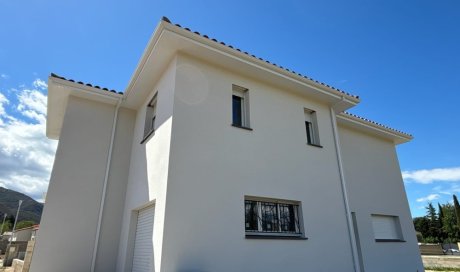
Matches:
[371,214,404,242]
[245,197,304,237]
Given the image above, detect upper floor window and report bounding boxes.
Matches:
[232,85,251,129]
[142,93,157,142]
[305,109,321,147]
[245,197,304,238]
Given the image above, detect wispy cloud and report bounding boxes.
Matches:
[32,78,47,90]
[402,167,460,184]
[0,78,57,201]
[416,193,440,203]
[0,74,9,80]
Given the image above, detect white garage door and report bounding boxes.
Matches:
[132,205,155,272]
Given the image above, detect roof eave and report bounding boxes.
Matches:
[336,113,413,145]
[47,76,122,140]
[123,19,360,110]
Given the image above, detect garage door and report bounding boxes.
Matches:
[132,205,155,272]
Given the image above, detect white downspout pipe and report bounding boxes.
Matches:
[330,97,361,272]
[90,97,123,272]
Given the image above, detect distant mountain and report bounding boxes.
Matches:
[0,187,43,223]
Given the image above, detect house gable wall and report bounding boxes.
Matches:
[159,54,355,271]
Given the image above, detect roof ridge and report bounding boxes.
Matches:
[341,111,412,137]
[50,73,123,94]
[160,16,359,100]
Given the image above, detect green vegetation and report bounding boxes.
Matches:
[425,267,460,271]
[414,194,460,243]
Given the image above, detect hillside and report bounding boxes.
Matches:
[0,187,43,223]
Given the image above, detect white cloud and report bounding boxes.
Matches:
[0,74,9,79]
[0,92,9,115]
[0,79,57,200]
[402,167,460,184]
[32,78,47,90]
[17,88,47,123]
[416,194,440,203]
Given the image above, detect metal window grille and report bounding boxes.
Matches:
[245,200,302,235]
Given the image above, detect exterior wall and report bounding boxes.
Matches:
[31,96,134,272]
[14,229,33,241]
[116,58,177,272]
[95,107,135,271]
[159,54,356,271]
[338,125,424,272]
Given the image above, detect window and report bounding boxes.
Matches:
[245,197,304,238]
[232,85,250,129]
[304,109,321,147]
[371,214,404,242]
[142,93,157,141]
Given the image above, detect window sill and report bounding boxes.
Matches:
[140,130,155,144]
[307,143,323,148]
[245,233,307,240]
[231,124,253,131]
[375,239,406,243]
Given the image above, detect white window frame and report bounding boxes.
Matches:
[304,108,321,147]
[232,85,251,129]
[142,93,157,143]
[244,196,306,239]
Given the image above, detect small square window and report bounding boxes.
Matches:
[232,85,250,129]
[305,109,321,147]
[371,214,404,242]
[142,93,157,141]
[245,197,304,238]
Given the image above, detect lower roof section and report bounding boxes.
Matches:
[337,112,413,145]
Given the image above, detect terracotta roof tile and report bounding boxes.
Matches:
[342,112,412,137]
[50,73,123,94]
[160,16,359,100]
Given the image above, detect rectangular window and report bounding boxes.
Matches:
[232,85,250,129]
[371,214,404,242]
[245,197,304,237]
[305,109,321,146]
[143,93,157,141]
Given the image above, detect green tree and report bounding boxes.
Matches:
[425,202,440,241]
[441,203,459,243]
[453,194,460,228]
[15,221,34,230]
[413,216,430,240]
[0,221,12,234]
[438,202,446,240]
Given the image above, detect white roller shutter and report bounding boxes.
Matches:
[132,205,155,272]
[371,214,401,240]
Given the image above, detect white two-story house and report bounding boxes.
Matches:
[30,17,423,272]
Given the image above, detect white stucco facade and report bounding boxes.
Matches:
[31,18,423,272]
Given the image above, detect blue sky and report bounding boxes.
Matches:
[0,0,459,217]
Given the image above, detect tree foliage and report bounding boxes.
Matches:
[414,197,460,243]
[453,194,460,228]
[15,220,35,230]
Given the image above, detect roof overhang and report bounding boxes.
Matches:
[336,113,413,145]
[47,76,122,139]
[123,20,360,111]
